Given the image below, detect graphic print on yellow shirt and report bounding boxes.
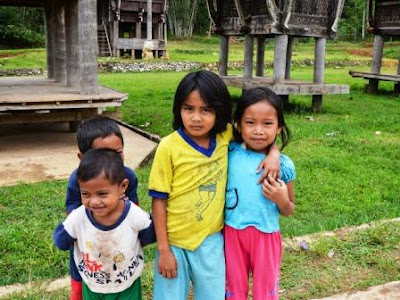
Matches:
[149,125,233,251]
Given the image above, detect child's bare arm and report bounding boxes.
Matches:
[257,142,280,183]
[152,198,177,278]
[262,176,295,216]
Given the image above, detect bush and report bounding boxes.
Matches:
[0,24,45,48]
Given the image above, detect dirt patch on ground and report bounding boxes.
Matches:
[349,49,373,57]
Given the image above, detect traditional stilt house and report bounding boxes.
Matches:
[207,0,348,111]
[97,0,168,58]
[0,0,127,129]
[350,0,400,95]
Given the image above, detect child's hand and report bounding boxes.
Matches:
[262,175,289,206]
[158,249,178,279]
[257,147,280,183]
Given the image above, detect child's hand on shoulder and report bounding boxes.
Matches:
[262,175,288,206]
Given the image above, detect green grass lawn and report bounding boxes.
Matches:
[0,38,399,298]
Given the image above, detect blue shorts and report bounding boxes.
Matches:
[153,232,225,300]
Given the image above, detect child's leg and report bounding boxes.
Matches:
[224,226,250,300]
[70,250,82,300]
[153,246,190,300]
[250,230,281,300]
[70,278,82,300]
[188,232,225,300]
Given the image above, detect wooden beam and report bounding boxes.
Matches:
[256,36,266,77]
[244,34,254,80]
[44,1,54,79]
[273,35,288,83]
[78,0,99,95]
[285,36,294,80]
[312,37,326,112]
[219,35,229,76]
[65,0,79,87]
[368,34,384,93]
[52,0,67,83]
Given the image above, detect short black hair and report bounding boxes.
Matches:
[77,148,125,184]
[172,70,232,135]
[233,87,291,150]
[76,117,124,154]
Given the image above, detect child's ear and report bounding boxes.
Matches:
[77,152,83,160]
[120,178,129,194]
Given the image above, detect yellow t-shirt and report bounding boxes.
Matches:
[149,125,233,251]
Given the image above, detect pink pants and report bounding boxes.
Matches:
[224,225,282,300]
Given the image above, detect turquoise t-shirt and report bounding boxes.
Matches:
[225,142,296,233]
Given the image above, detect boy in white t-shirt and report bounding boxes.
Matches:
[54,148,154,299]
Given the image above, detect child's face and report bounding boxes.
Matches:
[79,175,128,225]
[92,134,124,160]
[239,100,281,153]
[181,90,216,144]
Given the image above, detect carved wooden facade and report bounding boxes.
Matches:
[350,0,400,95]
[368,0,400,36]
[208,0,344,38]
[98,0,168,58]
[207,0,348,111]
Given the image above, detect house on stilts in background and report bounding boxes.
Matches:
[350,0,400,96]
[206,0,349,112]
[97,0,168,58]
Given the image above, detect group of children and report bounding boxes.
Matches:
[54,70,296,300]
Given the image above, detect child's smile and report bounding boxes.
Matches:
[239,100,281,153]
[79,174,128,226]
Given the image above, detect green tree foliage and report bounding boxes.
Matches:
[0,6,45,48]
[339,0,367,39]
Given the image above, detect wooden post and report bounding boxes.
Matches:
[219,35,229,76]
[244,34,254,80]
[113,20,119,56]
[368,34,384,93]
[256,36,266,77]
[65,0,79,87]
[285,36,294,80]
[142,0,154,59]
[44,2,54,79]
[136,21,142,38]
[395,60,400,96]
[273,34,288,83]
[53,1,67,83]
[79,0,99,95]
[312,37,326,112]
[147,0,152,40]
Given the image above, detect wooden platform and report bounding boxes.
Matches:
[349,71,400,83]
[221,76,350,95]
[0,77,128,125]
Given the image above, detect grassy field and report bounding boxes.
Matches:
[0,38,399,298]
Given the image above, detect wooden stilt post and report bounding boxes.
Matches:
[79,0,99,95]
[285,36,294,80]
[273,34,288,83]
[395,60,400,96]
[368,34,384,94]
[244,34,254,80]
[44,2,54,79]
[219,35,229,76]
[143,0,154,59]
[256,36,266,77]
[53,1,67,83]
[312,38,326,112]
[113,20,119,57]
[65,0,79,87]
[312,37,326,112]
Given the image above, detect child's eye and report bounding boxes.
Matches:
[81,192,89,198]
[246,121,254,125]
[99,192,109,198]
[183,106,192,111]
[202,108,213,113]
